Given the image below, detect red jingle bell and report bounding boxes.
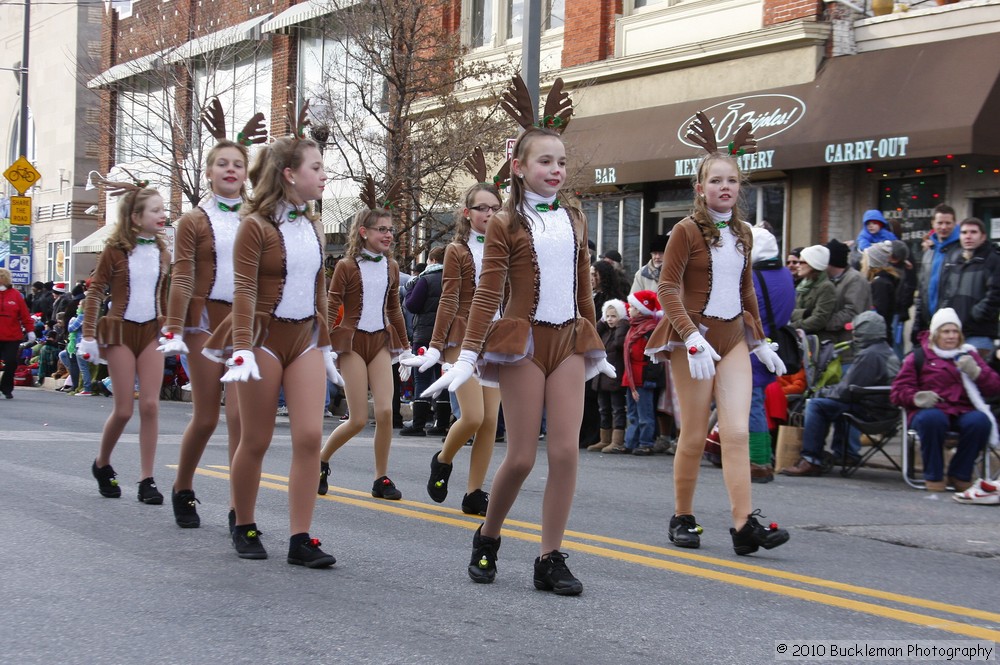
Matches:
[164,331,174,340]
[234,356,244,366]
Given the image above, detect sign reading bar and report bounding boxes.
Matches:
[3,156,41,195]
[10,196,31,225]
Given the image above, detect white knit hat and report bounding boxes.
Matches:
[929,307,962,336]
[750,226,779,264]
[800,245,830,272]
[602,298,627,322]
[865,240,893,270]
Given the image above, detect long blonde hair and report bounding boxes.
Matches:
[690,153,751,255]
[107,188,167,252]
[455,183,502,243]
[244,136,320,225]
[345,209,392,259]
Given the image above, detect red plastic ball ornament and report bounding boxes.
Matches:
[688,346,699,355]
[234,356,244,366]
[770,522,778,530]
[164,332,174,340]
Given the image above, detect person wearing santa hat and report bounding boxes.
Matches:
[609,290,662,455]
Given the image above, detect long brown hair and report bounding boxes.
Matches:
[107,188,166,252]
[206,139,250,200]
[455,183,501,243]
[244,136,320,225]
[345,209,392,259]
[502,126,582,233]
[690,153,751,256]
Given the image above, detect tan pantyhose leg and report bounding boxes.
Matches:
[98,341,164,480]
[438,348,500,493]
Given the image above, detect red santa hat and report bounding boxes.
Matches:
[628,290,662,318]
[52,282,67,293]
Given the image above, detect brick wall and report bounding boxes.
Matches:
[562,0,620,68]
[762,0,823,26]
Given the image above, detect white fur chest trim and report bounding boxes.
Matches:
[204,204,240,302]
[358,254,389,332]
[273,218,321,320]
[703,229,744,320]
[528,208,576,325]
[123,244,160,323]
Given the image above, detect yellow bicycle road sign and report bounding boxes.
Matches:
[4,156,41,195]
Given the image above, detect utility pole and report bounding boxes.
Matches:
[521,0,541,114]
[19,0,31,157]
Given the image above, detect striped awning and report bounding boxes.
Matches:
[164,15,272,63]
[72,224,114,254]
[261,0,336,33]
[322,197,361,234]
[87,52,164,89]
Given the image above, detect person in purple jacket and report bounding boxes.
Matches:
[748,226,795,482]
[890,308,1000,493]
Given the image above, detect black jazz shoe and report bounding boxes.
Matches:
[426,451,453,503]
[468,525,501,584]
[372,475,402,500]
[533,551,583,596]
[730,510,790,556]
[287,536,336,568]
[172,488,201,528]
[668,514,703,549]
[91,461,121,498]
[137,477,164,505]
[318,461,330,496]
[461,489,489,516]
[232,524,267,560]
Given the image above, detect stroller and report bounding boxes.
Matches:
[785,333,851,426]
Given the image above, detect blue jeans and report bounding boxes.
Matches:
[910,408,989,482]
[801,397,856,465]
[749,386,767,433]
[625,385,655,450]
[77,354,92,391]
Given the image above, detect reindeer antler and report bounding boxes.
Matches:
[727,122,758,156]
[540,78,573,132]
[359,174,379,210]
[92,169,148,198]
[500,75,536,129]
[200,97,227,141]
[464,147,487,183]
[493,160,511,191]
[686,111,718,155]
[238,112,268,146]
[287,99,312,138]
[383,181,403,209]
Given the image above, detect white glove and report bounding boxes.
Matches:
[156,330,190,356]
[401,346,442,374]
[913,390,941,409]
[397,350,415,382]
[684,332,721,381]
[25,331,36,344]
[324,350,344,386]
[77,338,103,365]
[221,350,261,383]
[752,341,787,376]
[596,358,617,379]
[422,350,476,397]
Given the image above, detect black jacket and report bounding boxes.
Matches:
[403,265,443,347]
[939,242,1000,339]
[592,319,627,392]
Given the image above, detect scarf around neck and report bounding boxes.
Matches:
[928,342,999,447]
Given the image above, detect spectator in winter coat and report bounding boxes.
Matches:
[401,246,447,436]
[890,308,1000,492]
[630,235,668,294]
[889,240,917,355]
[862,241,899,343]
[588,299,629,453]
[913,203,960,340]
[938,217,1000,355]
[790,245,836,335]
[854,209,897,252]
[782,311,900,477]
[0,268,36,399]
[748,226,796,483]
[610,290,661,455]
[825,239,872,365]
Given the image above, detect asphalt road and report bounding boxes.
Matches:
[2,387,998,664]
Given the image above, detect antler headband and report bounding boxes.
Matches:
[499,75,573,133]
[89,168,149,197]
[359,174,403,210]
[463,147,511,191]
[286,99,312,139]
[687,110,758,157]
[200,97,268,147]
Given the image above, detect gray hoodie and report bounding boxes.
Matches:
[820,311,901,415]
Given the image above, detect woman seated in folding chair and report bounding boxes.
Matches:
[782,311,900,477]
[890,308,1000,492]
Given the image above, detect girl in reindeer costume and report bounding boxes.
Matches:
[158,98,266,529]
[426,77,615,595]
[204,102,341,567]
[80,174,171,505]
[402,148,508,515]
[318,177,412,500]
[645,112,789,556]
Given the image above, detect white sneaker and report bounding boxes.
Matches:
[276,405,289,417]
[181,382,192,392]
[953,479,1000,505]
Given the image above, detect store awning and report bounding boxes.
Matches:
[566,33,1000,185]
[164,15,272,63]
[87,51,165,89]
[321,196,362,234]
[72,224,114,254]
[261,0,335,33]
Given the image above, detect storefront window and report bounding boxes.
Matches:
[470,0,494,47]
[744,181,787,255]
[47,240,71,283]
[581,194,643,278]
[877,174,947,260]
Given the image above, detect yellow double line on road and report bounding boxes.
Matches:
[196,465,1000,640]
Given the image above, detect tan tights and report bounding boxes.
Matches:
[230,347,325,535]
[96,340,164,480]
[320,348,394,480]
[438,347,500,494]
[173,331,241,496]
[670,342,753,530]
[482,355,584,555]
